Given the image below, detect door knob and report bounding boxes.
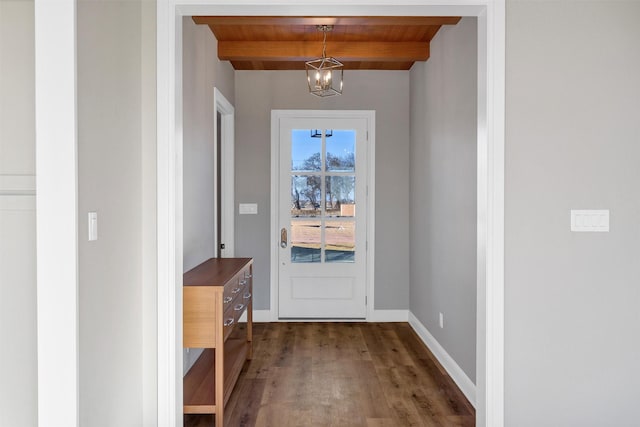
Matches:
[280,228,287,248]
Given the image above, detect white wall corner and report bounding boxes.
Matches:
[408,311,476,407]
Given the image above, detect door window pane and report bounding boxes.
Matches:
[326,130,355,172]
[291,176,321,217]
[325,176,355,217]
[292,130,321,171]
[291,220,321,263]
[325,221,355,263]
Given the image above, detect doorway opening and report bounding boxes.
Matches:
[213,87,235,258]
[157,3,505,426]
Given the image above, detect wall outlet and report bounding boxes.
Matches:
[439,312,444,328]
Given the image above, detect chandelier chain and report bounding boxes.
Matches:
[322,29,327,58]
[317,24,332,58]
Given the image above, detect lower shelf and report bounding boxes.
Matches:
[183,338,249,414]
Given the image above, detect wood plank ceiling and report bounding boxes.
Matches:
[192,16,462,70]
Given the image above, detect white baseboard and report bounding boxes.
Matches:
[250,309,271,322]
[408,311,476,407]
[248,309,408,322]
[370,309,409,322]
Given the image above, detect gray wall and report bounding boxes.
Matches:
[0,1,34,175]
[182,16,235,272]
[77,1,156,425]
[140,1,157,424]
[234,70,410,311]
[409,18,478,382]
[0,1,37,426]
[505,1,640,425]
[182,17,235,373]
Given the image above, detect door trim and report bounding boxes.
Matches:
[270,110,376,321]
[213,87,235,257]
[34,1,79,425]
[156,2,505,427]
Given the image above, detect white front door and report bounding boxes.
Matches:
[276,113,370,319]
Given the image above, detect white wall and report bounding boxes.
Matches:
[505,1,640,425]
[234,70,411,311]
[409,17,477,383]
[182,17,235,373]
[0,2,37,426]
[77,1,156,425]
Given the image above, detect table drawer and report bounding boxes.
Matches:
[223,285,252,341]
[223,276,247,310]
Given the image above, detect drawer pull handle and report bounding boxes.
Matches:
[239,280,247,286]
[223,318,234,327]
[243,292,251,300]
[234,303,245,312]
[223,296,233,304]
[231,287,241,294]
[245,273,252,278]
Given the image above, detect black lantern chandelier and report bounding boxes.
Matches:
[305,25,344,97]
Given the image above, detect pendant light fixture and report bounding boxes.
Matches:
[305,25,344,97]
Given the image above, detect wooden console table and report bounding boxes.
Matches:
[183,258,253,427]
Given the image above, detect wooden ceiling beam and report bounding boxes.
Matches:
[230,60,415,71]
[193,16,461,26]
[218,41,429,62]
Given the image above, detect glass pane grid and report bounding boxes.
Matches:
[290,128,356,263]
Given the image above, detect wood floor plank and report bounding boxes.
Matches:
[437,415,475,427]
[254,403,313,427]
[184,322,474,427]
[366,418,401,427]
[224,378,267,426]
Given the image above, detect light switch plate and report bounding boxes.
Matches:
[571,209,609,232]
[239,203,258,215]
[88,212,98,241]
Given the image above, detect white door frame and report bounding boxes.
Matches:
[213,87,235,257]
[34,1,80,426]
[157,2,504,427]
[270,110,376,321]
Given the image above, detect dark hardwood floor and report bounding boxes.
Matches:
[184,322,475,427]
